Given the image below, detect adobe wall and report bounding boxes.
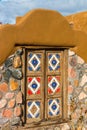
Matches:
[1,9,87,66]
[0,9,87,130]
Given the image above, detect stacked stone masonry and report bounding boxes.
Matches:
[68,50,87,129]
[0,49,87,130]
[0,49,23,125]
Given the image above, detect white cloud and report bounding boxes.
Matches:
[0,0,87,24]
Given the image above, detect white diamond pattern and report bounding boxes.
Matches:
[49,99,60,116]
[28,78,40,94]
[28,102,40,118]
[48,77,60,93]
[49,54,60,70]
[28,54,40,71]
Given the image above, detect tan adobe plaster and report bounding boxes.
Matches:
[0,9,87,65]
[66,11,87,62]
[66,11,87,33]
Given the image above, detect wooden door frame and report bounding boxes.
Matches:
[21,46,68,126]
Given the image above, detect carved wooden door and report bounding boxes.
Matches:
[25,48,68,125]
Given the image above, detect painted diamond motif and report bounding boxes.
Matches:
[28,77,41,95]
[28,53,41,71]
[27,101,40,118]
[48,76,60,94]
[48,54,60,71]
[48,99,60,116]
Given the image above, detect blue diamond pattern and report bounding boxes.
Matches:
[48,53,60,71]
[48,99,60,117]
[31,58,38,67]
[28,53,41,71]
[51,82,57,89]
[27,101,40,118]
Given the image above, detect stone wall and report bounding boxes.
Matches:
[0,49,87,130]
[0,49,23,125]
[68,50,87,129]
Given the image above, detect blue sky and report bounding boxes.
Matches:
[0,0,87,24]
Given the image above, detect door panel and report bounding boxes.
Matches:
[26,100,43,123]
[26,50,45,124]
[45,51,63,119]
